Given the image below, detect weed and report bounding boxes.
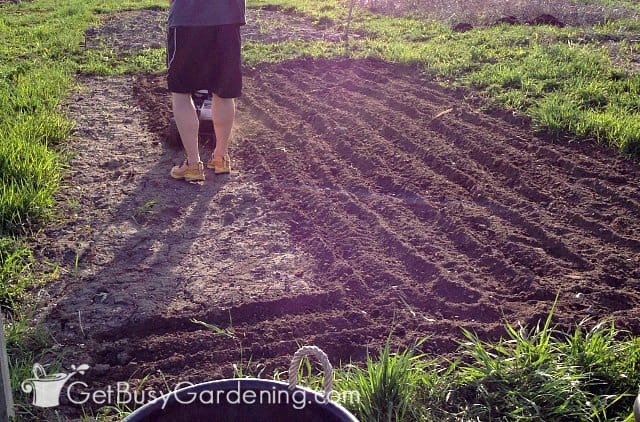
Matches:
[3,308,59,420]
[0,238,38,311]
[336,337,430,421]
[422,306,640,420]
[191,318,237,340]
[324,302,640,421]
[133,199,158,224]
[191,315,270,379]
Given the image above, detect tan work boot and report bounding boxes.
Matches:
[207,154,231,174]
[170,160,205,181]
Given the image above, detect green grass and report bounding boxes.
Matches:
[4,309,58,420]
[243,39,346,66]
[75,47,167,76]
[0,238,40,311]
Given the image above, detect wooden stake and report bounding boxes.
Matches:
[0,315,14,421]
[345,0,355,50]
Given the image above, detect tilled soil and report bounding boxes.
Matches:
[30,6,640,419]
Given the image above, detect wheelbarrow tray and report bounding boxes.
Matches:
[124,378,358,422]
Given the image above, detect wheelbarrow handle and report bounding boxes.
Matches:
[288,345,333,401]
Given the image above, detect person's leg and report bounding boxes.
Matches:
[207,24,240,174]
[172,92,201,165]
[212,94,235,158]
[167,26,205,180]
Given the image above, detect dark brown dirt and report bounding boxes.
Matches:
[28,6,640,420]
[83,9,166,52]
[529,14,565,27]
[243,8,347,44]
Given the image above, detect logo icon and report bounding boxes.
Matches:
[21,363,90,408]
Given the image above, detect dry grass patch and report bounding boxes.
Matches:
[357,0,636,27]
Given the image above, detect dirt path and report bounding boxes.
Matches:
[32,7,640,417]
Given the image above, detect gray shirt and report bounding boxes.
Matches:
[168,0,246,27]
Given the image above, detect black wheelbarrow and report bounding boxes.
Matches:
[123,346,358,422]
[166,90,216,148]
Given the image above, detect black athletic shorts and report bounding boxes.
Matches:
[167,25,242,98]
